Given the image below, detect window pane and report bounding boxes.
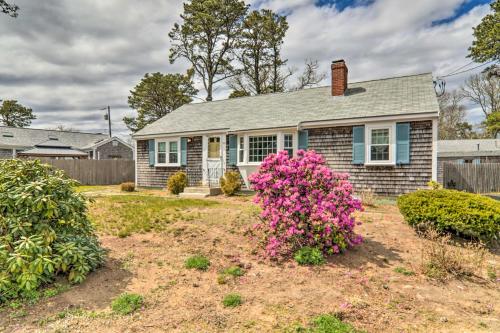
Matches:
[169,141,178,152]
[158,153,166,164]
[370,145,389,161]
[371,129,389,145]
[239,137,244,163]
[284,134,293,156]
[158,142,166,152]
[249,135,277,162]
[208,137,221,158]
[169,152,178,164]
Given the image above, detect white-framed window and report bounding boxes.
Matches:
[208,136,221,159]
[284,133,293,157]
[112,140,118,147]
[156,138,180,166]
[238,136,244,163]
[365,123,395,165]
[248,135,277,162]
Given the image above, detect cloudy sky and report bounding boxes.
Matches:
[0,0,494,138]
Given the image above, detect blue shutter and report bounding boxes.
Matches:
[396,123,410,164]
[148,139,155,166]
[298,130,308,151]
[228,135,237,166]
[180,137,187,166]
[352,126,365,164]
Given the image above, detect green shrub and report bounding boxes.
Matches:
[220,171,241,196]
[223,266,245,277]
[294,247,325,266]
[393,267,415,276]
[185,255,210,271]
[222,293,242,307]
[167,171,188,195]
[111,293,143,315]
[427,180,442,190]
[120,182,135,192]
[307,314,364,333]
[0,160,105,303]
[397,189,500,241]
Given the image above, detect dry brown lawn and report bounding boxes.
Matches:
[0,186,498,333]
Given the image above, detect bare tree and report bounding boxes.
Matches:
[294,59,327,90]
[438,91,475,140]
[461,71,499,117]
[0,0,18,17]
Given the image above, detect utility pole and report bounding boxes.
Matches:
[102,106,112,137]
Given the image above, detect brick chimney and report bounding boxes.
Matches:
[331,59,348,96]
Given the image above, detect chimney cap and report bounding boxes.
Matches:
[332,59,345,64]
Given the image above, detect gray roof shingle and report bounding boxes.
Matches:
[0,126,108,149]
[438,139,500,157]
[134,73,439,137]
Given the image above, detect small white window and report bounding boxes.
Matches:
[157,142,167,164]
[112,140,118,147]
[238,136,244,163]
[284,134,293,157]
[366,123,395,165]
[169,141,178,164]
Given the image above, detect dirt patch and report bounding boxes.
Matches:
[1,196,498,333]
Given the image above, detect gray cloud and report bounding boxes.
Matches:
[0,0,492,140]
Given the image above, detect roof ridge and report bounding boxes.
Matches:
[0,126,106,136]
[182,72,433,107]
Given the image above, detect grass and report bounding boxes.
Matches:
[111,293,143,315]
[290,314,364,333]
[75,185,115,193]
[223,266,245,277]
[89,195,219,236]
[222,293,242,308]
[185,255,211,271]
[393,267,415,276]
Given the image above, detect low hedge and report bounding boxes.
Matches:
[397,189,500,241]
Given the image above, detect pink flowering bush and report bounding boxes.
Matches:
[248,150,363,258]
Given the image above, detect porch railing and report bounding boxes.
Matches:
[185,166,224,188]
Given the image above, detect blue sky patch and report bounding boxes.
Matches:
[432,0,492,26]
[315,0,375,11]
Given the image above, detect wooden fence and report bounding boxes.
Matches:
[443,162,500,193]
[39,159,135,185]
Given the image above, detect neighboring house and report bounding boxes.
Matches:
[0,126,134,160]
[132,60,439,195]
[437,139,500,183]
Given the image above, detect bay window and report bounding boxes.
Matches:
[248,135,277,162]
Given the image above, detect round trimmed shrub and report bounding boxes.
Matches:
[397,189,500,241]
[249,150,362,258]
[120,182,135,192]
[294,247,325,266]
[0,160,105,302]
[220,171,241,196]
[167,171,188,195]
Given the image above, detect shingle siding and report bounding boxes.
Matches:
[0,148,13,159]
[95,140,133,160]
[136,137,202,188]
[308,120,433,195]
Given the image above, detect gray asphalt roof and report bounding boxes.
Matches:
[0,126,108,149]
[134,73,439,137]
[438,139,500,157]
[17,147,88,157]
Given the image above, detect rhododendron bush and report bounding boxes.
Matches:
[249,150,363,257]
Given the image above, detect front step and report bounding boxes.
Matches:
[180,186,221,197]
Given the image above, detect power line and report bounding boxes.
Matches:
[438,60,497,78]
[441,61,474,77]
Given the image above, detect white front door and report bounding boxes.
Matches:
[202,135,225,186]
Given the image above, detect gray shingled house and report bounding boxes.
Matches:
[437,139,500,183]
[132,60,439,195]
[0,126,133,160]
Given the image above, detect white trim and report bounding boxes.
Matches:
[155,138,181,167]
[365,122,396,166]
[432,118,438,181]
[134,142,138,187]
[299,113,438,130]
